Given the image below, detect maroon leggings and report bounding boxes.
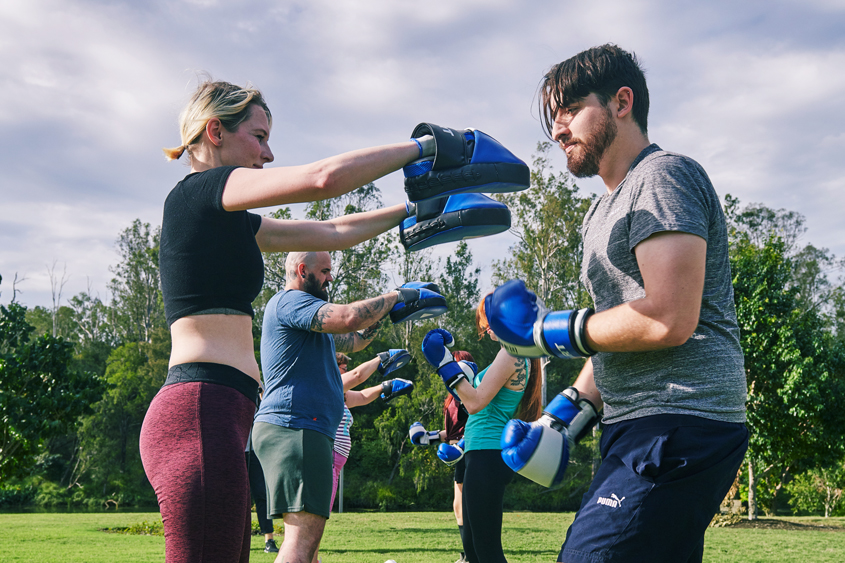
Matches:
[140,368,256,563]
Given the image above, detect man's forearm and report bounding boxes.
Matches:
[345,295,396,332]
[572,358,602,411]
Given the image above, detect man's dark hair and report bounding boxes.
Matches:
[539,44,649,137]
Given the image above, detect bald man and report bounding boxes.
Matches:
[252,251,412,563]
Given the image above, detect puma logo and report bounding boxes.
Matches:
[597,493,626,508]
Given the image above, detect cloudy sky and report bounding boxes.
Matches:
[1,0,844,309]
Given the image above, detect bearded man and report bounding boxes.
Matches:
[253,251,436,563]
[486,44,748,563]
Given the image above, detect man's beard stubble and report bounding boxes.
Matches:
[566,105,617,178]
[303,272,330,301]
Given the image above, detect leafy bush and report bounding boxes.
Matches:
[786,465,845,517]
[0,484,36,508]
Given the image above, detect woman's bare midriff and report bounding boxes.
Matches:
[169,314,261,382]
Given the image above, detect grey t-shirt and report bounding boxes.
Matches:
[581,144,746,424]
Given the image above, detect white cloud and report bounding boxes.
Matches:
[2,0,845,308]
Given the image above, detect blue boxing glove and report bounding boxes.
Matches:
[500,387,600,488]
[390,282,448,324]
[409,422,441,446]
[377,349,411,376]
[421,329,474,391]
[380,378,414,402]
[485,279,595,359]
[437,438,465,467]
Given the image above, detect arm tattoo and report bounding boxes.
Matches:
[509,359,527,387]
[334,332,355,353]
[350,296,387,326]
[310,304,335,332]
[360,317,384,341]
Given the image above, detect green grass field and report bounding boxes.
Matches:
[1,511,843,562]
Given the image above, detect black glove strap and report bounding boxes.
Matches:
[572,308,596,356]
[394,287,418,303]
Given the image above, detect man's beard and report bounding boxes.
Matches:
[303,273,329,301]
[566,105,617,178]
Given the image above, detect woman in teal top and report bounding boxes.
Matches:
[424,296,542,563]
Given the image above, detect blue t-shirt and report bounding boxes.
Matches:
[255,289,344,438]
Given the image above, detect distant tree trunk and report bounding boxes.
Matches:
[748,459,758,520]
[387,439,407,485]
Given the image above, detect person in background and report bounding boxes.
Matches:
[419,298,543,563]
[253,251,435,563]
[312,351,413,563]
[408,350,473,563]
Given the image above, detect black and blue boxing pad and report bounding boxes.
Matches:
[390,281,448,324]
[403,123,530,202]
[399,193,511,252]
[377,349,412,376]
[380,378,415,402]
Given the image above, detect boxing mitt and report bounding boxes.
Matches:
[399,193,512,252]
[403,123,530,202]
[380,378,414,402]
[377,349,412,376]
[390,281,448,324]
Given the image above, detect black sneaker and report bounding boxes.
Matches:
[264,539,279,553]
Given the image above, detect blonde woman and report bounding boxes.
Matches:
[139,78,434,563]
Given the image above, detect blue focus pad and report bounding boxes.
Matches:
[399,193,511,252]
[401,281,441,293]
[377,349,412,376]
[390,286,448,324]
[404,123,530,202]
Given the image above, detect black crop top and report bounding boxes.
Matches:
[159,166,264,326]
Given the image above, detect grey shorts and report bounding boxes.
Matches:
[251,422,333,519]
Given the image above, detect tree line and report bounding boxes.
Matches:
[2,142,845,518]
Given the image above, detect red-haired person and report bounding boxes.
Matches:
[419,297,542,563]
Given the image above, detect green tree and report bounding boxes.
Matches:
[305,183,396,304]
[436,242,497,365]
[108,220,164,343]
[786,460,845,517]
[493,142,594,403]
[252,207,293,363]
[0,302,105,479]
[72,327,170,502]
[728,198,845,519]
